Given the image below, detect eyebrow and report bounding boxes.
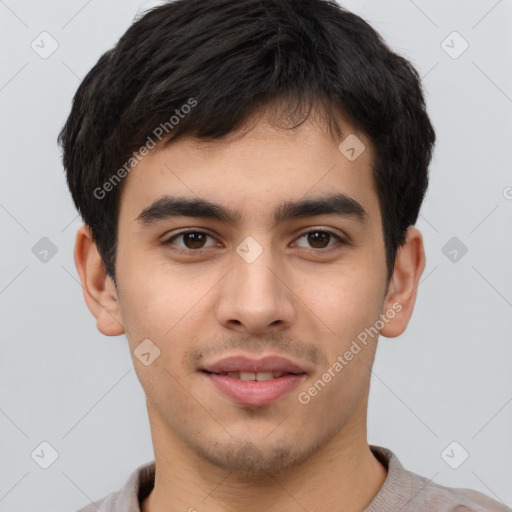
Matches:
[136,193,368,227]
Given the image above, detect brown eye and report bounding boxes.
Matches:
[165,231,217,251]
[295,230,344,250]
[307,231,330,248]
[182,232,208,249]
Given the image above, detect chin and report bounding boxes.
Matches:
[190,435,324,476]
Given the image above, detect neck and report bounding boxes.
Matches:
[142,401,387,512]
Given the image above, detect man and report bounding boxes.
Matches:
[58,0,510,510]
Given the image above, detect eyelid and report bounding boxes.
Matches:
[163,229,219,250]
[294,226,348,241]
[161,226,349,253]
[292,228,348,250]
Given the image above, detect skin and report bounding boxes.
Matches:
[74,110,425,512]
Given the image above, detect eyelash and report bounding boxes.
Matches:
[162,229,348,255]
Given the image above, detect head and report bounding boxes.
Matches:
[59,0,435,475]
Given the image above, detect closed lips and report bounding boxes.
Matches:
[201,355,308,376]
[204,371,301,381]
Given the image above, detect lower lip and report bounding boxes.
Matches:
[204,372,307,407]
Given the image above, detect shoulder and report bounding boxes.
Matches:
[367,446,510,512]
[408,472,511,512]
[72,461,155,512]
[74,490,118,512]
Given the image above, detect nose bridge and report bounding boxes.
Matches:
[216,234,296,332]
[237,242,277,296]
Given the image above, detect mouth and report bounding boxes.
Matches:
[200,355,308,407]
[202,370,302,381]
[201,354,307,375]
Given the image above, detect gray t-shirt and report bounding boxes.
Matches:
[76,445,510,511]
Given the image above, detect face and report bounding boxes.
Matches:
[113,113,392,474]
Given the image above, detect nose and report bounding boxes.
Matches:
[214,242,297,336]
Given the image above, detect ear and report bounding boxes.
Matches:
[380,226,426,338]
[74,224,125,336]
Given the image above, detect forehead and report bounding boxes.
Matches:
[118,115,380,229]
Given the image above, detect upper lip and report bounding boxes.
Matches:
[201,355,307,374]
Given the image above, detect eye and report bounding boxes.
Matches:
[162,228,347,254]
[164,230,219,252]
[294,230,345,250]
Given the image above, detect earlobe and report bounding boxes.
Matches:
[380,226,426,338]
[74,224,125,336]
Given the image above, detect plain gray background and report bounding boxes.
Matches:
[1,0,511,510]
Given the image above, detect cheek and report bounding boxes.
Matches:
[117,273,199,407]
[117,248,192,333]
[116,257,215,374]
[302,265,385,338]
[295,273,382,415]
